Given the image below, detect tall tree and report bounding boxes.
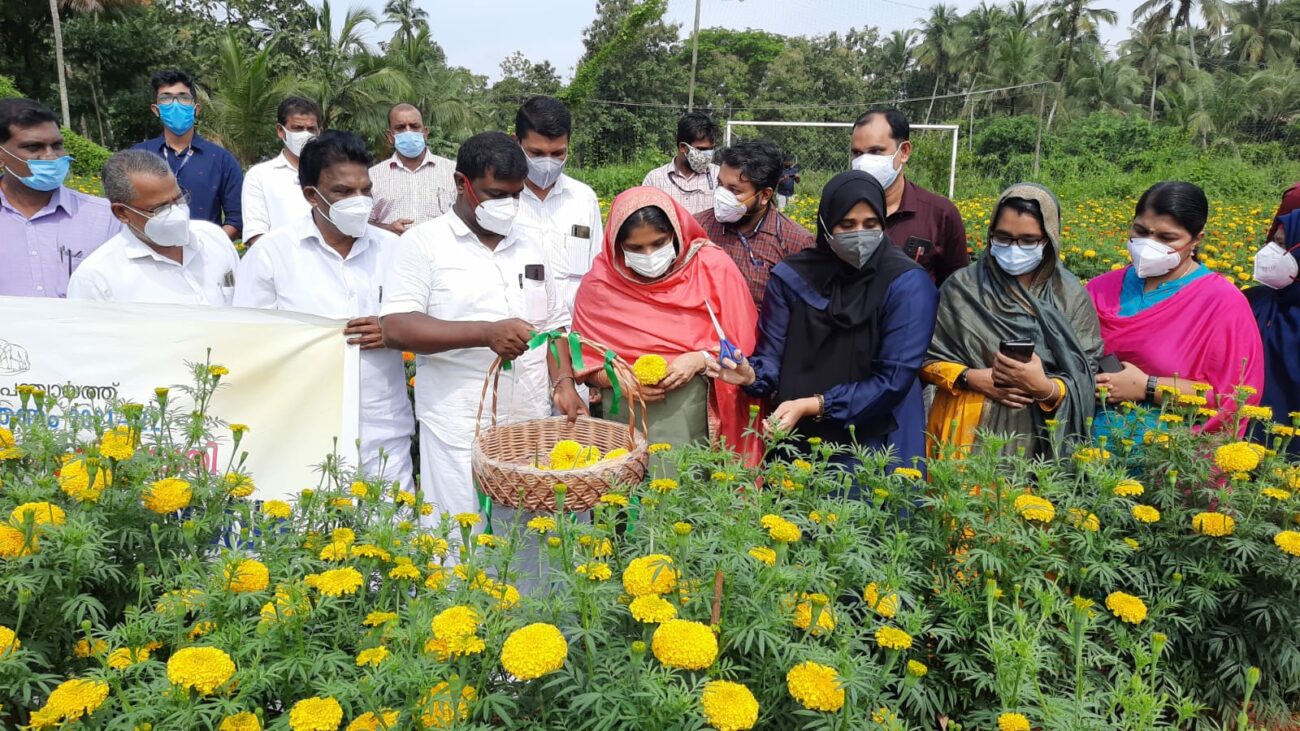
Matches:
[205,30,298,165]
[1133,0,1227,69]
[1122,23,1187,117]
[1230,0,1300,64]
[1042,0,1118,83]
[383,0,429,47]
[917,3,963,122]
[882,29,919,76]
[47,0,145,124]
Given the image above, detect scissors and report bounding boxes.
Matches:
[704,300,742,364]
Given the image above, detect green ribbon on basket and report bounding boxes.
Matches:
[568,331,585,371]
[502,329,571,372]
[603,349,623,417]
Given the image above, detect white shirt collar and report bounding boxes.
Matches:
[271,151,297,170]
[290,212,375,261]
[120,224,200,265]
[445,207,519,253]
[523,173,568,202]
[386,150,437,171]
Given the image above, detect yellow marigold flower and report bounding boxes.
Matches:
[1262,488,1292,501]
[872,708,899,724]
[55,458,109,503]
[864,583,900,618]
[288,696,343,731]
[208,365,230,377]
[0,524,36,558]
[1214,442,1261,473]
[548,440,584,469]
[389,560,420,581]
[396,490,417,507]
[356,646,389,668]
[622,554,678,596]
[786,661,845,712]
[363,611,397,627]
[1073,447,1111,463]
[648,443,672,454]
[0,625,19,656]
[99,425,136,461]
[649,478,679,493]
[1197,407,1219,419]
[225,472,255,498]
[1105,591,1148,624]
[893,466,923,480]
[629,595,677,623]
[1241,405,1273,421]
[576,561,613,581]
[143,477,191,514]
[1192,511,1236,537]
[331,497,353,509]
[875,625,913,651]
[432,605,480,639]
[318,542,351,561]
[1158,413,1184,425]
[453,512,480,529]
[594,538,614,557]
[348,482,368,499]
[700,680,759,731]
[788,593,836,636]
[352,544,392,561]
[0,426,14,448]
[501,623,568,680]
[262,500,292,519]
[419,682,475,728]
[475,533,503,549]
[1177,394,1208,407]
[424,633,486,661]
[218,712,262,731]
[759,513,801,543]
[1273,530,1300,557]
[107,646,151,669]
[651,619,717,670]
[599,492,630,508]
[526,516,556,533]
[1272,425,1297,437]
[673,521,692,536]
[1123,537,1141,550]
[414,534,449,556]
[315,567,364,597]
[632,354,669,385]
[747,546,776,566]
[167,646,236,695]
[1114,479,1144,497]
[1014,494,1055,523]
[189,621,216,639]
[30,678,109,726]
[10,501,66,527]
[346,710,399,731]
[226,558,269,593]
[1131,505,1160,523]
[907,659,928,677]
[1069,508,1100,532]
[999,712,1031,731]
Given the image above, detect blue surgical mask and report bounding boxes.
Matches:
[158,102,196,135]
[0,146,72,192]
[394,131,427,159]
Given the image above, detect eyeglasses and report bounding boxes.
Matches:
[157,94,196,106]
[990,236,1047,248]
[126,190,191,218]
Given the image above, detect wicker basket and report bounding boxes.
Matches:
[471,337,649,514]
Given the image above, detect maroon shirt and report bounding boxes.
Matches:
[696,205,815,307]
[884,179,969,286]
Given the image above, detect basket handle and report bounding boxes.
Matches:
[473,332,649,447]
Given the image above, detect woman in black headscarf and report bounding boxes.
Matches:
[707,170,939,471]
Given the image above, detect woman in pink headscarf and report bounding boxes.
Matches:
[571,187,763,463]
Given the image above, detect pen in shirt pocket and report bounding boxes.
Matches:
[378,285,383,303]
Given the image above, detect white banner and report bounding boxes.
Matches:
[0,297,359,501]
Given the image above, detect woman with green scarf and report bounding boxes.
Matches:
[922,183,1102,458]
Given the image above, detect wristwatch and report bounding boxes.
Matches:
[1144,375,1158,404]
[955,368,970,391]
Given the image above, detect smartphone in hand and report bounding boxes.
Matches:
[999,339,1035,363]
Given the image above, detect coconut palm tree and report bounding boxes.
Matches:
[1133,0,1227,69]
[299,1,412,132]
[1229,0,1299,65]
[1042,0,1118,83]
[882,29,918,76]
[1074,58,1144,112]
[1122,24,1187,118]
[46,0,145,125]
[917,4,963,121]
[205,31,300,166]
[384,0,429,47]
[979,27,1046,114]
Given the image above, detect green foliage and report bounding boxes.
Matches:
[0,74,19,100]
[59,128,110,178]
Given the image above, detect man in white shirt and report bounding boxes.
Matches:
[68,149,238,305]
[240,96,321,245]
[233,131,414,490]
[369,103,457,235]
[381,131,585,521]
[513,96,604,313]
[640,111,722,215]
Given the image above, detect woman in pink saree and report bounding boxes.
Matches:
[1088,182,1264,439]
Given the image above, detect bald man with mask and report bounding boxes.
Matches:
[368,103,457,234]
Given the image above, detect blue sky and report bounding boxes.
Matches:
[355,0,1146,82]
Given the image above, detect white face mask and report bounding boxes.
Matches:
[713,187,753,224]
[1254,241,1299,289]
[624,242,676,279]
[851,148,902,189]
[128,202,192,248]
[312,188,374,237]
[525,152,566,190]
[475,196,519,236]
[1127,237,1183,279]
[989,240,1046,276]
[282,127,317,157]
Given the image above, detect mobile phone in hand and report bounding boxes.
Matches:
[999,339,1035,363]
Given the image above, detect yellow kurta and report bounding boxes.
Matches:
[922,361,1066,459]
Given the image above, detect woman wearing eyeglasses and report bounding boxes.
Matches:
[1087,182,1264,439]
[922,183,1103,459]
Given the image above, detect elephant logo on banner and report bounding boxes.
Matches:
[0,339,31,376]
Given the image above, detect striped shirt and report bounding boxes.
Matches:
[368,151,457,226]
[641,160,721,216]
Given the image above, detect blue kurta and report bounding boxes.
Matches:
[744,263,938,469]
